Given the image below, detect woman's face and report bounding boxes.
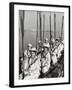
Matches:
[31,52,36,58]
[43,51,45,56]
[38,53,41,59]
[44,48,48,54]
[55,41,59,46]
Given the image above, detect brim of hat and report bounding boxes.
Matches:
[27,45,32,47]
[43,46,50,48]
[30,50,37,52]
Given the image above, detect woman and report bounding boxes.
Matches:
[41,44,51,75]
[24,47,41,79]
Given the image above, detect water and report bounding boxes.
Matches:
[19,30,63,57]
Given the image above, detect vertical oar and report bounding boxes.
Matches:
[20,10,24,60]
[54,13,56,40]
[61,16,64,39]
[21,11,24,59]
[49,12,52,65]
[50,12,51,45]
[36,11,38,49]
[39,11,42,42]
[19,10,25,79]
[39,11,42,78]
[43,14,45,43]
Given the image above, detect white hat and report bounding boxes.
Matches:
[62,40,64,44]
[38,40,41,43]
[30,47,37,52]
[27,43,32,47]
[45,38,48,41]
[43,43,50,48]
[51,38,55,43]
[19,57,23,61]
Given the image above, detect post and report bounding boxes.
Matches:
[19,10,24,59]
[39,11,42,42]
[50,12,52,44]
[39,11,43,78]
[54,13,56,40]
[49,12,52,63]
[36,11,38,49]
[43,14,45,42]
[61,16,64,39]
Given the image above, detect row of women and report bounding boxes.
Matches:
[19,37,64,80]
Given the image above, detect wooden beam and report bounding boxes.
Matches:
[54,13,56,40]
[39,11,42,42]
[61,16,64,39]
[43,14,45,42]
[19,10,25,58]
[36,11,38,48]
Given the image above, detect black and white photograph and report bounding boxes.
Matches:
[19,10,64,80]
[9,2,70,87]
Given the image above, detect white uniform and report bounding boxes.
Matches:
[57,43,64,58]
[51,42,64,65]
[24,50,31,57]
[24,56,41,79]
[42,52,51,73]
[51,45,59,65]
[52,51,57,65]
[44,43,50,48]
